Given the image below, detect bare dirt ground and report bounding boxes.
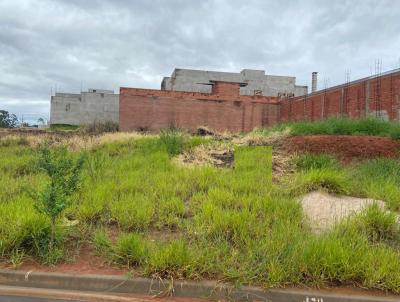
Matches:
[0,244,128,276]
[287,135,400,161]
[301,191,386,233]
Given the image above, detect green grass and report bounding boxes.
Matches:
[114,233,148,266]
[256,117,400,139]
[348,159,400,211]
[49,124,80,132]
[294,153,339,171]
[1,133,400,292]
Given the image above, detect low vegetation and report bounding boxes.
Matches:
[256,117,400,139]
[0,124,400,292]
[49,124,80,131]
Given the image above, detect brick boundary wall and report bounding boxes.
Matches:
[119,82,280,133]
[280,70,400,123]
[119,70,400,133]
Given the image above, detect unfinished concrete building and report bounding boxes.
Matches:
[161,68,308,97]
[50,89,119,125]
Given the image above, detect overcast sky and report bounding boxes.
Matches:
[1,0,400,123]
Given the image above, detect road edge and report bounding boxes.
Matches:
[0,269,398,302]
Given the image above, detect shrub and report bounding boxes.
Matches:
[114,233,148,266]
[349,159,400,211]
[32,145,85,255]
[146,239,190,277]
[357,204,400,244]
[290,168,350,195]
[389,124,400,139]
[156,197,185,229]
[159,129,185,156]
[109,195,154,231]
[294,153,339,171]
[92,229,113,256]
[353,158,400,180]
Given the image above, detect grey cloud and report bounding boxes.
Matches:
[0,0,399,122]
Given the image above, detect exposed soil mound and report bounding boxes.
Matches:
[287,135,400,161]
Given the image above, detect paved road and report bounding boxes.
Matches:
[0,286,209,302]
[0,285,154,302]
[0,295,83,302]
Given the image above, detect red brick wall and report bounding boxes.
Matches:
[120,84,279,132]
[211,81,241,97]
[120,71,400,133]
[280,71,400,122]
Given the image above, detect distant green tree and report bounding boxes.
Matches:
[0,110,18,128]
[37,118,46,125]
[34,145,86,251]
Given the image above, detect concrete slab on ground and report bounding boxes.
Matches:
[300,191,385,233]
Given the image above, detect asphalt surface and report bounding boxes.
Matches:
[0,286,209,302]
[0,295,83,302]
[0,286,152,302]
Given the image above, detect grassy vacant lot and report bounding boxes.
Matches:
[1,122,400,292]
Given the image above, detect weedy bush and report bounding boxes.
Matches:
[145,239,190,278]
[92,229,113,257]
[389,124,400,139]
[355,204,399,244]
[109,194,154,231]
[289,168,350,195]
[9,249,25,268]
[159,129,185,156]
[294,153,339,171]
[114,233,148,267]
[31,145,85,257]
[349,159,400,211]
[155,197,185,229]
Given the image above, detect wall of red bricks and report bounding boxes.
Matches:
[120,71,400,133]
[120,82,279,132]
[280,70,400,123]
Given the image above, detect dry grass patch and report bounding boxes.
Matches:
[0,132,152,151]
[174,142,234,168]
